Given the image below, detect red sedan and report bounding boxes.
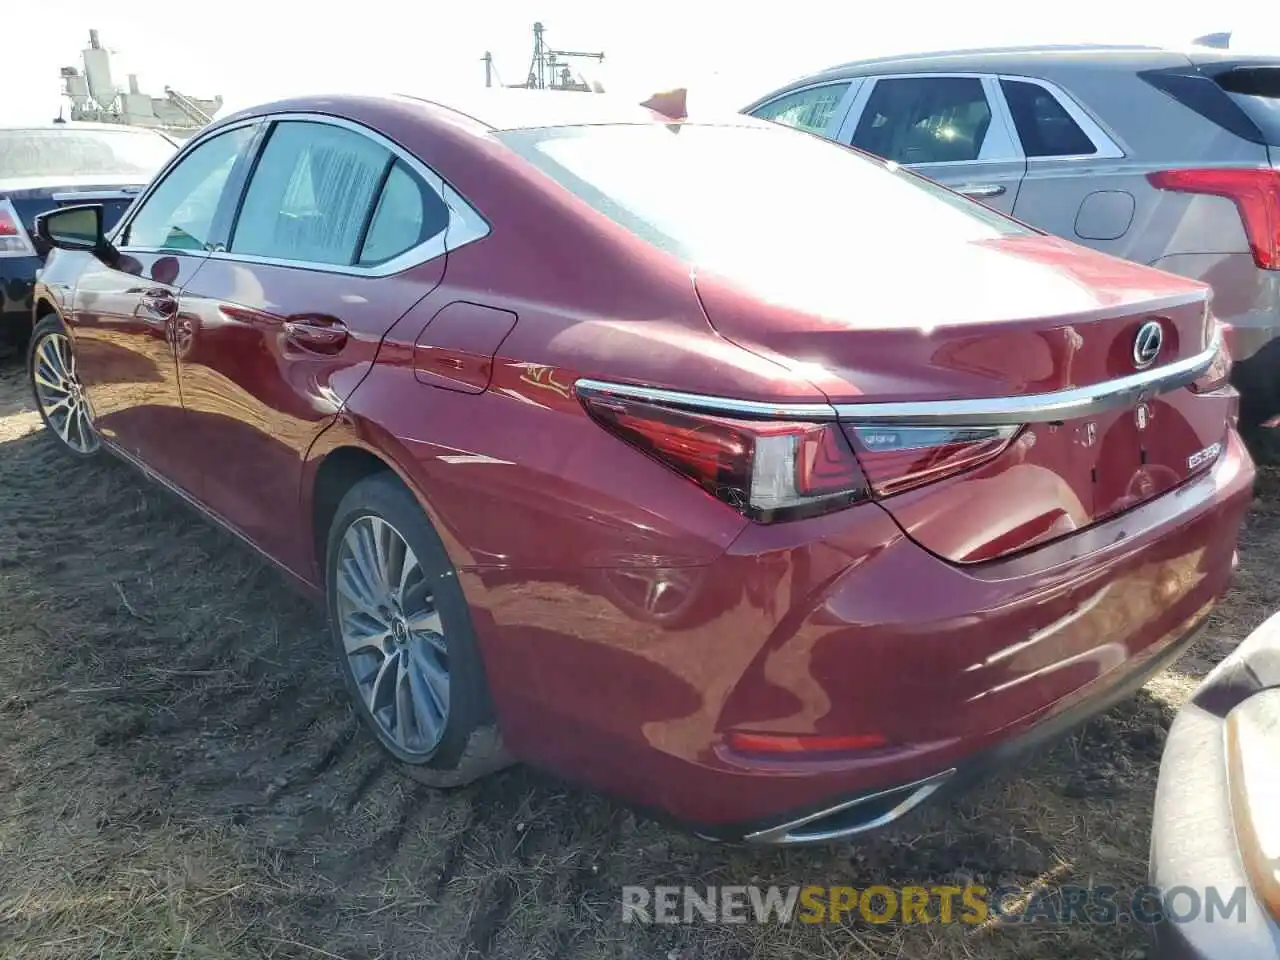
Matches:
[28,90,1254,843]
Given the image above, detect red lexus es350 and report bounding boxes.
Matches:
[28,90,1254,843]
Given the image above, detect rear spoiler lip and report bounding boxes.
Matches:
[49,187,144,204]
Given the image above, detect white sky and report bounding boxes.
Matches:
[5,0,1273,123]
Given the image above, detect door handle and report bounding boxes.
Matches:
[958,183,1007,199]
[140,290,178,318]
[283,316,348,353]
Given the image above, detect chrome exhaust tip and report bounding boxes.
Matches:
[743,769,955,845]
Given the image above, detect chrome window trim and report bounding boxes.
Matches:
[574,328,1220,426]
[113,112,490,276]
[993,74,1126,161]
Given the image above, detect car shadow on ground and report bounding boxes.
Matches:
[0,364,1277,960]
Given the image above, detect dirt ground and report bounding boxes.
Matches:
[0,356,1277,960]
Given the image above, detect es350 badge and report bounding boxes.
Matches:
[1188,442,1223,472]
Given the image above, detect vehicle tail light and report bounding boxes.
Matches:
[0,201,35,257]
[1190,325,1233,394]
[843,425,1019,497]
[577,390,868,522]
[1147,168,1280,270]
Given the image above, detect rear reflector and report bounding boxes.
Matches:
[577,390,868,522]
[0,200,35,257]
[1147,167,1280,270]
[726,730,889,755]
[843,424,1019,497]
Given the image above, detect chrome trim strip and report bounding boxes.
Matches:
[574,379,837,420]
[112,112,491,277]
[52,188,144,203]
[577,331,1219,426]
[833,332,1220,425]
[744,769,955,844]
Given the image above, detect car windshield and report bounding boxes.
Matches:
[497,122,1033,283]
[0,128,176,179]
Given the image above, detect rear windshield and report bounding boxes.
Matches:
[497,123,1033,279]
[1215,67,1280,145]
[0,128,176,179]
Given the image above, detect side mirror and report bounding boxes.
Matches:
[35,204,115,259]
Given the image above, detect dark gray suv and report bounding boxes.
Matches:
[745,45,1280,436]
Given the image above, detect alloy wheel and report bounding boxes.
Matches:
[334,514,450,756]
[32,333,99,454]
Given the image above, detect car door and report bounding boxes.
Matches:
[992,76,1131,253]
[839,74,1026,215]
[71,123,258,493]
[174,117,458,577]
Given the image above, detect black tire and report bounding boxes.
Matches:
[27,313,100,458]
[325,472,510,787]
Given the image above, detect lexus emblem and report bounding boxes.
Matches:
[1133,321,1164,369]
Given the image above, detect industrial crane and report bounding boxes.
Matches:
[483,22,604,92]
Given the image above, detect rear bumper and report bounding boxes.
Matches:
[734,614,1210,844]
[1149,612,1280,960]
[480,431,1255,838]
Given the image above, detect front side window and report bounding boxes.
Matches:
[231,121,389,266]
[1000,79,1096,157]
[752,83,851,135]
[852,77,993,164]
[122,126,255,251]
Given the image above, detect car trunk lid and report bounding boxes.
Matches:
[694,233,1230,563]
[0,177,145,245]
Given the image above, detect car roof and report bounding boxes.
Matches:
[228,88,760,134]
[746,43,1196,107]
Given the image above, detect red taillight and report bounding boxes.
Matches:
[1190,324,1233,394]
[843,425,1019,497]
[0,201,35,257]
[726,730,889,756]
[578,390,868,522]
[1147,167,1280,271]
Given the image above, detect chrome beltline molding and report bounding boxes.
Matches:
[575,331,1221,426]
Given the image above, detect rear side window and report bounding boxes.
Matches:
[122,126,255,251]
[1215,68,1280,145]
[0,128,175,179]
[752,83,850,135]
[358,161,449,266]
[852,77,992,164]
[232,121,388,265]
[1000,79,1096,157]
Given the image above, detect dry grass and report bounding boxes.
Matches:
[0,357,1277,960]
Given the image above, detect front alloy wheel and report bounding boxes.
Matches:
[30,326,98,455]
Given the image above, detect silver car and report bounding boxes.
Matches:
[744,45,1280,438]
